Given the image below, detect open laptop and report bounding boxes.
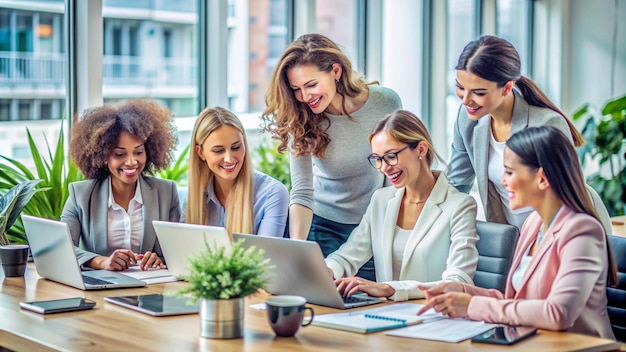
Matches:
[22,215,146,290]
[152,221,231,279]
[233,234,384,309]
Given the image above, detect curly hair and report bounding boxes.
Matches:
[261,33,370,158]
[70,99,177,180]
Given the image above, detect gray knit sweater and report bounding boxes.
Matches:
[289,84,402,224]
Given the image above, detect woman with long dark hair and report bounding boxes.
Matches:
[446,35,583,229]
[419,126,617,339]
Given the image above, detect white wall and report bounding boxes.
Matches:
[564,0,626,114]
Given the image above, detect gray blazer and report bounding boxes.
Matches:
[61,175,181,266]
[446,90,573,224]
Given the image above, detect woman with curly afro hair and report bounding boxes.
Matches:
[61,99,181,271]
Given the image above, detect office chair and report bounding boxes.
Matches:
[473,221,519,293]
[607,235,626,341]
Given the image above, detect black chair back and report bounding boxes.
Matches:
[607,235,626,341]
[473,221,519,293]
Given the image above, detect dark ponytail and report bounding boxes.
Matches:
[516,76,584,147]
[457,35,584,147]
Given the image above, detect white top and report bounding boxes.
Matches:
[325,172,479,301]
[392,226,412,281]
[511,249,533,292]
[107,179,144,253]
[487,130,532,229]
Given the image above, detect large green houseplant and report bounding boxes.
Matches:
[0,124,84,243]
[574,94,626,216]
[175,239,272,339]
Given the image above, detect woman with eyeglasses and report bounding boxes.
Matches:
[325,110,479,301]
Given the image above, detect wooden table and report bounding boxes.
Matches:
[0,265,621,352]
[611,216,626,237]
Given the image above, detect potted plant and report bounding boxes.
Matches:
[574,94,626,216]
[174,238,272,339]
[0,179,44,277]
[0,122,84,243]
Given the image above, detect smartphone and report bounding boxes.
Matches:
[471,326,537,345]
[19,298,96,314]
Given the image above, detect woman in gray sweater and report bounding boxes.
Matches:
[262,33,401,281]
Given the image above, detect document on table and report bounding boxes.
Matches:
[313,303,424,334]
[386,306,498,343]
[120,266,180,284]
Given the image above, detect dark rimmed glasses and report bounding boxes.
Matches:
[367,144,414,169]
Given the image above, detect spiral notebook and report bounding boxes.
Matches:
[312,304,424,334]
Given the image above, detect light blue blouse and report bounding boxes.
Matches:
[206,170,288,237]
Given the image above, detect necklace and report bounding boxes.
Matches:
[407,199,427,205]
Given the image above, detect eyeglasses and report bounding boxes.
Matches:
[367,144,413,169]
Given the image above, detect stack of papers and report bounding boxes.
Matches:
[312,302,497,342]
[120,266,179,284]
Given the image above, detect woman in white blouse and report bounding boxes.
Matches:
[325,109,479,301]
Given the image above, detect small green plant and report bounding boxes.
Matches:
[574,94,626,216]
[157,144,190,187]
[175,239,273,301]
[0,123,84,242]
[254,139,291,190]
[0,180,45,245]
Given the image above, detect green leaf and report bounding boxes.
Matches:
[0,119,85,243]
[174,239,274,302]
[157,144,190,186]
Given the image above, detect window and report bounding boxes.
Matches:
[315,0,361,69]
[446,0,479,155]
[0,99,9,121]
[0,3,65,125]
[102,1,199,118]
[237,0,289,112]
[496,0,532,74]
[18,100,31,120]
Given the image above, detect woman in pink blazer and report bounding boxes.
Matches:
[418,126,617,339]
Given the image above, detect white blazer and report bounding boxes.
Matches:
[326,172,479,301]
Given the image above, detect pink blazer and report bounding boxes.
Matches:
[464,206,615,339]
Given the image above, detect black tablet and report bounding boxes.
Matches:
[471,325,537,345]
[104,294,199,316]
[20,297,96,314]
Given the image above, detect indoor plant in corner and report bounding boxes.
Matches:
[574,94,626,216]
[175,238,272,339]
[0,179,44,277]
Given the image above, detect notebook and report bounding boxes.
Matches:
[232,233,384,309]
[313,307,423,333]
[152,221,231,279]
[21,215,146,290]
[104,294,199,316]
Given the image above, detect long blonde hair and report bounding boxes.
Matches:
[186,107,254,235]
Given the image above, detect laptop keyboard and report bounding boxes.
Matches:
[342,295,373,304]
[82,275,115,286]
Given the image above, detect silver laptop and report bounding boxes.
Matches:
[152,221,231,279]
[22,215,146,290]
[233,234,384,309]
